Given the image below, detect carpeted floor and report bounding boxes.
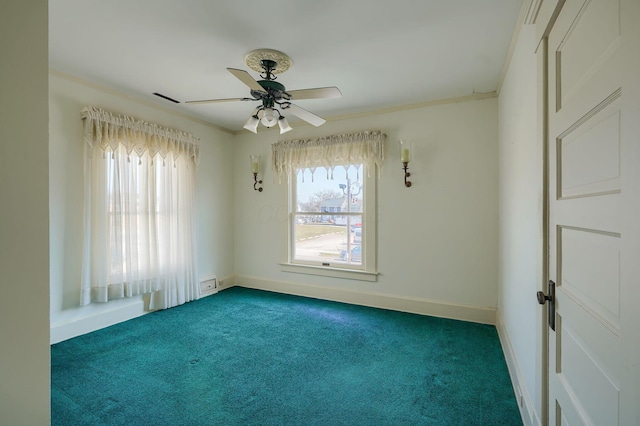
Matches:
[51,287,522,425]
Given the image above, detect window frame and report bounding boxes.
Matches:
[280,164,378,281]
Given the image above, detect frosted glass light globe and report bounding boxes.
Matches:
[260,108,278,127]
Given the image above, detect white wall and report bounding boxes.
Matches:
[48,75,501,336]
[233,98,499,322]
[40,16,545,426]
[49,73,236,343]
[0,1,51,424]
[497,24,540,426]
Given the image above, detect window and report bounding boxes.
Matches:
[292,165,366,269]
[81,106,200,309]
[272,131,385,281]
[105,146,186,284]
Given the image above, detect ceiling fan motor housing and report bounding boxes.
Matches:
[252,80,288,108]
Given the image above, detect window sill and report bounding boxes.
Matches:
[279,263,378,282]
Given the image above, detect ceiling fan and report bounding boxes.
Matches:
[185,49,342,134]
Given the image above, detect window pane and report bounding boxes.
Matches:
[293,214,362,267]
[296,166,363,214]
[293,165,364,269]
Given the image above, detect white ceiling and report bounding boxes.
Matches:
[49,0,523,133]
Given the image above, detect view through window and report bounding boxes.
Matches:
[293,164,364,268]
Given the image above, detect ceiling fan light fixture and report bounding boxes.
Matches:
[278,116,293,134]
[243,114,259,133]
[260,107,278,128]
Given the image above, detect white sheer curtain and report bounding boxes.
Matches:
[80,106,200,310]
[271,130,386,181]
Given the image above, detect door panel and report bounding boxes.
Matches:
[559,317,620,424]
[547,0,624,424]
[557,102,620,199]
[556,0,620,111]
[554,0,621,118]
[559,227,620,330]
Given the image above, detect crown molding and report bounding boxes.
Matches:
[327,91,497,123]
[230,91,497,136]
[49,69,235,135]
[51,69,497,138]
[496,0,540,96]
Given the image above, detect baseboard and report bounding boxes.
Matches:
[496,310,540,426]
[51,274,493,343]
[50,299,147,344]
[217,274,236,291]
[51,274,237,344]
[234,275,496,324]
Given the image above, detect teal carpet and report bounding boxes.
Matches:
[51,287,522,425]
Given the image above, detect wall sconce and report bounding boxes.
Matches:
[399,139,412,187]
[250,155,263,192]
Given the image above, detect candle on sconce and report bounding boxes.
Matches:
[250,155,260,173]
[401,148,410,162]
[398,140,412,163]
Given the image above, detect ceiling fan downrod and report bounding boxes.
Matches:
[251,60,289,108]
[259,59,278,81]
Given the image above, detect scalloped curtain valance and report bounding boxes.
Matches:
[81,106,200,166]
[272,130,386,181]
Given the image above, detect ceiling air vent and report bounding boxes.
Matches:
[153,92,180,104]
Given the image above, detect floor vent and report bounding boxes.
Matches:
[199,275,217,297]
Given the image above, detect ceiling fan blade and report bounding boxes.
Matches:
[227,68,266,93]
[185,97,248,105]
[286,86,342,100]
[286,104,326,127]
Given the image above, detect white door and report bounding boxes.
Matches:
[544,0,640,424]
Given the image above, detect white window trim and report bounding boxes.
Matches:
[281,164,378,280]
[278,262,379,282]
